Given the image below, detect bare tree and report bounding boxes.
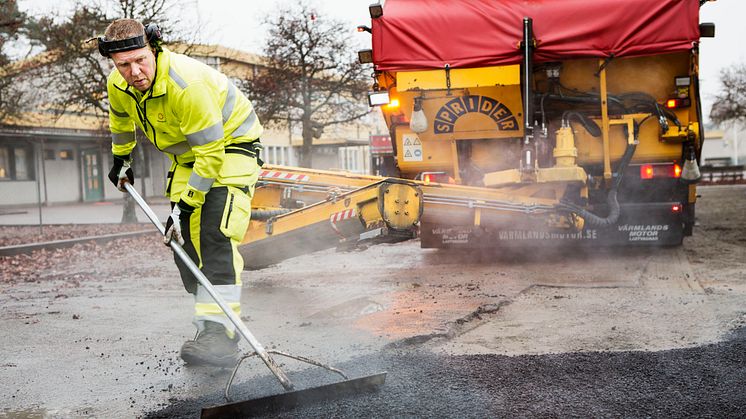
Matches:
[0,0,25,66]
[23,0,196,118]
[245,3,370,168]
[13,0,199,222]
[0,0,28,120]
[710,63,746,124]
[24,6,111,117]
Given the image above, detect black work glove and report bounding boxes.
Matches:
[108,155,134,191]
[164,205,184,246]
[164,201,193,247]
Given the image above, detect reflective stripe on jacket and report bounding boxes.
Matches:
[107,46,263,208]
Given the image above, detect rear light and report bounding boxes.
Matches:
[665,98,691,109]
[639,163,682,180]
[420,171,452,185]
[641,165,654,180]
[671,204,682,213]
[673,163,682,178]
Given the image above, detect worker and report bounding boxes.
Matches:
[99,19,262,367]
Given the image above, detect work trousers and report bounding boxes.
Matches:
[173,185,253,337]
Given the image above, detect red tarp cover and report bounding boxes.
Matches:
[371,0,700,71]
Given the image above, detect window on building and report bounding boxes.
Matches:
[58,149,74,160]
[193,55,221,71]
[0,147,8,179]
[190,55,220,70]
[44,149,56,160]
[261,145,293,166]
[338,146,371,174]
[133,148,151,177]
[14,148,29,179]
[0,143,35,181]
[206,56,220,70]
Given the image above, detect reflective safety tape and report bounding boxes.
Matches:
[195,284,242,304]
[194,303,241,315]
[331,208,356,223]
[194,297,241,337]
[330,208,357,237]
[222,82,237,123]
[194,284,241,334]
[110,107,129,118]
[169,67,188,89]
[111,131,135,145]
[188,172,215,192]
[186,122,223,146]
[230,109,257,138]
[162,142,190,156]
[259,170,310,182]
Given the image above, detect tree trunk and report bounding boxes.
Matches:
[300,119,314,168]
[121,193,137,224]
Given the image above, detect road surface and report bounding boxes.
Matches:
[1,185,744,418]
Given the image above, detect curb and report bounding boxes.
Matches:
[0,230,156,256]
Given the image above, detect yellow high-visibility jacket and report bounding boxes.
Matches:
[107,46,263,210]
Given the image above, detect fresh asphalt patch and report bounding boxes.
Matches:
[146,326,746,418]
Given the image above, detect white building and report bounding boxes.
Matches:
[702,123,746,167]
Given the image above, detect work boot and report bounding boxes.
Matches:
[180,321,241,368]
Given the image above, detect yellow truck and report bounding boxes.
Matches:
[240,0,713,268]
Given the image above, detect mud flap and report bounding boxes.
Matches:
[421,202,684,247]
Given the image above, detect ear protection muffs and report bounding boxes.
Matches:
[98,23,162,57]
[144,23,162,49]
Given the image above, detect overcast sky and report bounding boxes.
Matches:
[16,0,745,122]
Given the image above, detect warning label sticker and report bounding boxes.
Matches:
[402,134,423,162]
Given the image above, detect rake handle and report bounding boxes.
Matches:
[124,183,295,391]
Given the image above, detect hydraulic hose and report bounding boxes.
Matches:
[562,111,601,137]
[557,139,637,228]
[540,94,628,117]
[559,189,620,228]
[251,208,292,221]
[541,94,623,107]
